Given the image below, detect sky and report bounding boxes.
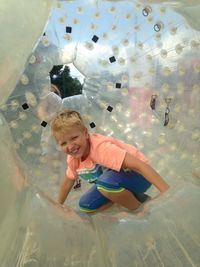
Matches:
[68,63,85,83]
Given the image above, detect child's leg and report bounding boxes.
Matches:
[99,189,140,210]
[79,184,112,213]
[134,192,151,203]
[96,202,113,212]
[96,169,151,211]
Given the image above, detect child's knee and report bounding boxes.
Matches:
[79,196,97,213]
[79,188,110,213]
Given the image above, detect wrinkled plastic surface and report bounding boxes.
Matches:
[0,0,51,106]
[0,1,200,266]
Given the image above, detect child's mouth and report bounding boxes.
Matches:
[70,147,80,156]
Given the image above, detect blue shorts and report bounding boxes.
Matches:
[79,169,151,213]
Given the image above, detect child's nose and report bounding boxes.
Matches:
[67,143,74,151]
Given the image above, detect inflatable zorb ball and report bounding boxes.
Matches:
[0,1,200,267]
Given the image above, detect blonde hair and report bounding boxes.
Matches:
[51,110,85,136]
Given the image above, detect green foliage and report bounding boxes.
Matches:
[50,65,83,98]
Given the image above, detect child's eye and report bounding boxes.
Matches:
[72,136,78,140]
[61,142,66,146]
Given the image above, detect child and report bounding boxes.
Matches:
[51,110,169,213]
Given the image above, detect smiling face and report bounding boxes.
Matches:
[55,126,90,161]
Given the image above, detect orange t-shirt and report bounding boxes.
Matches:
[66,133,149,183]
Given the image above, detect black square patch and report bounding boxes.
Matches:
[22,103,29,110]
[41,121,48,127]
[89,122,96,128]
[66,26,72,33]
[116,83,121,88]
[92,35,99,43]
[109,56,116,63]
[107,106,113,112]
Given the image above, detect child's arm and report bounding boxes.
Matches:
[122,152,169,192]
[58,175,76,204]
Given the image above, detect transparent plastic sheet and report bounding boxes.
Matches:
[0,0,52,106]
[0,0,200,266]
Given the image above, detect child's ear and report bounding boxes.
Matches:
[84,127,89,138]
